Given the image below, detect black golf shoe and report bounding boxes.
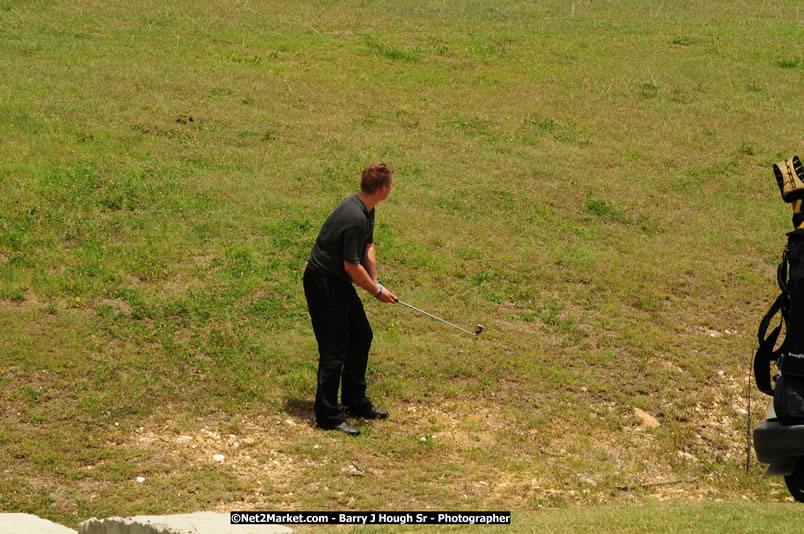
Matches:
[330,422,361,436]
[345,403,389,420]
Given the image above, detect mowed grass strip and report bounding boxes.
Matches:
[307,502,804,533]
[1,0,803,527]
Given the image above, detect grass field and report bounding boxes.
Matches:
[1,0,803,530]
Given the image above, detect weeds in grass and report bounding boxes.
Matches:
[774,59,801,69]
[0,0,800,526]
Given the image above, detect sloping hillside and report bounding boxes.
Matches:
[1,0,802,527]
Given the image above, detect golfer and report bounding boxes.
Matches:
[303,163,398,436]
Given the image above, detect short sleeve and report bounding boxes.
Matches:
[342,225,365,263]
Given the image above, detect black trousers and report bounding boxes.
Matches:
[303,268,373,428]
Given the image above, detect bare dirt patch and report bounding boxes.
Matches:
[117,368,771,514]
[100,298,133,316]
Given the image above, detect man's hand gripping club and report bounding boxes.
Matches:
[344,261,398,304]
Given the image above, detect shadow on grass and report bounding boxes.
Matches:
[283,398,316,426]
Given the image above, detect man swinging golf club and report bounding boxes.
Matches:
[303,163,398,436]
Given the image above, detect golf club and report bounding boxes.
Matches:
[396,299,484,337]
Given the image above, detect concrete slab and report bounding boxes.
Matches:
[0,513,77,534]
[78,512,293,534]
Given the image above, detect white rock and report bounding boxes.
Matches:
[0,513,76,534]
[634,407,661,428]
[78,512,293,533]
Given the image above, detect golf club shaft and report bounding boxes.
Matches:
[396,299,477,336]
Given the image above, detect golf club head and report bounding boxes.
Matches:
[475,324,484,336]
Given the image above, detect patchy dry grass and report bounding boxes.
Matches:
[1,0,803,529]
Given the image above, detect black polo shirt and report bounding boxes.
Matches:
[308,194,375,282]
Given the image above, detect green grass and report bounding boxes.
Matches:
[1,0,804,529]
[308,503,804,533]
